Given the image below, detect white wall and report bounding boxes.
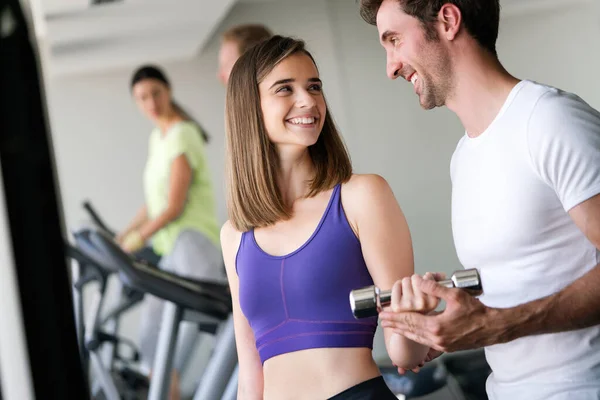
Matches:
[497,3,600,109]
[46,0,600,376]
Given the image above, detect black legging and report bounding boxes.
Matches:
[328,376,398,400]
[133,246,161,266]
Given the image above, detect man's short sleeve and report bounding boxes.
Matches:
[527,89,600,211]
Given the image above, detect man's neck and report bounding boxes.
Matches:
[446,50,521,138]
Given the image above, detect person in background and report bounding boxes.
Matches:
[118,65,223,400]
[217,23,273,86]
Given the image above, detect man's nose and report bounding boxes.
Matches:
[387,59,402,80]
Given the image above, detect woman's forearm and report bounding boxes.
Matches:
[386,330,429,369]
[122,205,148,234]
[138,206,182,241]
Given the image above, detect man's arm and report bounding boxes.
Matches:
[500,192,600,341]
[381,90,600,353]
[379,193,600,352]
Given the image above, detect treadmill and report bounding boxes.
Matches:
[69,227,237,400]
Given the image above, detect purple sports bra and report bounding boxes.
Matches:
[235,184,378,364]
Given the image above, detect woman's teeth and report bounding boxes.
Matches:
[288,117,316,125]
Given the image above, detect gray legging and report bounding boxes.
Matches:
[138,229,226,373]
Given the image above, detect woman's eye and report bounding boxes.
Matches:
[309,84,322,92]
[276,86,291,93]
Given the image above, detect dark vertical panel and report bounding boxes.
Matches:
[0,0,89,398]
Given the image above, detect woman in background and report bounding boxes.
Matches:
[117,65,223,400]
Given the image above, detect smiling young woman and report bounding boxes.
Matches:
[220,35,439,400]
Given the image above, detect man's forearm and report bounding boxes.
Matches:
[498,263,600,343]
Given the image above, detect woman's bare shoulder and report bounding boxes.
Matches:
[342,173,394,204]
[220,220,243,266]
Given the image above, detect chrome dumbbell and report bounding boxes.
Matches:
[349,268,483,319]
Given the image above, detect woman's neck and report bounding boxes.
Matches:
[276,148,315,207]
[156,110,183,136]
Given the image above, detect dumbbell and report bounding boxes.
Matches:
[349,268,483,319]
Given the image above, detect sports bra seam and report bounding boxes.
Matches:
[234,231,244,275]
[257,331,375,351]
[257,319,290,339]
[255,319,376,341]
[337,185,362,247]
[281,259,289,318]
[287,318,374,326]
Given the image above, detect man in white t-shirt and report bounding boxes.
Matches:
[359,0,600,398]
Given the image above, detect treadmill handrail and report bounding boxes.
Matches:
[131,261,231,303]
[82,201,116,237]
[89,229,232,306]
[72,230,119,273]
[65,243,109,285]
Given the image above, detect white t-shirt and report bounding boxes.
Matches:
[451,80,600,399]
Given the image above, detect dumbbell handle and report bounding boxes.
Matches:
[349,268,482,319]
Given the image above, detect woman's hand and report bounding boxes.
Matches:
[386,272,442,315]
[120,230,145,253]
[395,348,444,375]
[115,231,128,246]
[383,272,444,374]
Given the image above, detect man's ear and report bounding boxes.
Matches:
[438,3,462,41]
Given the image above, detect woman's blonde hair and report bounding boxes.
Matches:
[225,35,352,232]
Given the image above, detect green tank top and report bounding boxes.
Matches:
[143,121,220,255]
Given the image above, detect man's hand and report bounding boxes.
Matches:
[424,348,444,362]
[380,278,506,353]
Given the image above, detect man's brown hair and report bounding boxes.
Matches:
[225,35,352,232]
[359,0,500,56]
[222,24,273,55]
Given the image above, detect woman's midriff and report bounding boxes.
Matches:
[262,347,382,400]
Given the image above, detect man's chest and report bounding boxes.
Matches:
[450,145,563,268]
